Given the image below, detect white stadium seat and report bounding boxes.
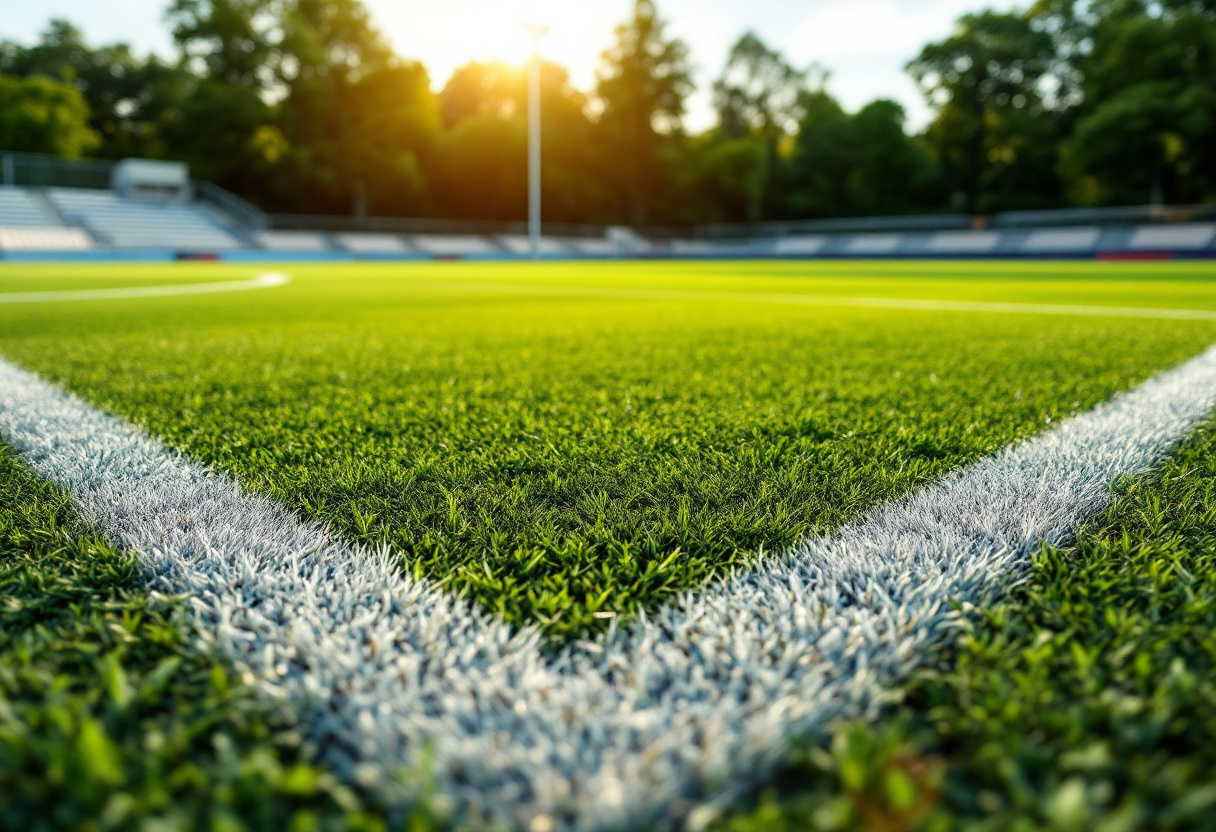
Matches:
[46,188,241,249]
[773,235,828,255]
[1128,224,1216,251]
[0,186,62,227]
[336,233,411,253]
[0,227,93,251]
[496,235,574,255]
[255,231,331,251]
[927,231,1002,253]
[409,235,501,255]
[1022,228,1101,252]
[845,234,904,254]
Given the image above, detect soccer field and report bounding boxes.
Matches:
[3,260,1216,830]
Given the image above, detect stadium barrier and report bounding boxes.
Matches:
[0,153,1213,261]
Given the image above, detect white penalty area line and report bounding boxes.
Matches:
[0,272,289,305]
[424,279,1216,321]
[2,347,1216,830]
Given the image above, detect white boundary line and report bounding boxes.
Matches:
[2,347,1216,830]
[0,272,289,304]
[414,279,1216,321]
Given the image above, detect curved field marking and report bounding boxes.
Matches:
[2,347,1216,830]
[418,279,1216,321]
[0,272,289,305]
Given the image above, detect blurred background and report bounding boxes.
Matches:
[1,0,1213,227]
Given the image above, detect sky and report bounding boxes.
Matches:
[0,0,1020,131]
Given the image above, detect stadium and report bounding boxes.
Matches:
[2,1,1216,831]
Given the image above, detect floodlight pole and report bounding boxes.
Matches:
[525,25,548,261]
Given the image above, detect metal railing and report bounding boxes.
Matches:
[0,151,113,190]
[195,181,268,230]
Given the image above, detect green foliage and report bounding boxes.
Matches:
[0,445,429,831]
[434,61,606,223]
[1059,0,1216,205]
[786,94,945,218]
[6,0,1215,222]
[2,261,1215,643]
[595,0,694,224]
[908,10,1062,213]
[717,416,1216,831]
[0,71,98,157]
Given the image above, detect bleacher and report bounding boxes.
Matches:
[410,235,502,256]
[336,233,413,254]
[254,230,332,251]
[0,186,60,227]
[47,189,241,250]
[0,227,93,252]
[0,152,1213,260]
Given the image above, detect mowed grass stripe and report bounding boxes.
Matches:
[3,263,1215,639]
[2,346,1214,829]
[375,277,1216,320]
[0,272,288,305]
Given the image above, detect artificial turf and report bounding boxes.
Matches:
[4,259,1216,830]
[716,416,1216,832]
[2,261,1216,640]
[0,442,422,832]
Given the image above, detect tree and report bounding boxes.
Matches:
[595,0,694,224]
[784,91,944,218]
[0,72,99,157]
[0,21,189,159]
[711,32,822,220]
[167,0,277,88]
[1053,0,1216,204]
[908,11,1061,213]
[271,0,438,215]
[434,61,607,223]
[713,32,819,141]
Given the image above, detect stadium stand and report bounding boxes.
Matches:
[2,155,1215,260]
[844,234,904,255]
[560,237,617,256]
[0,227,93,252]
[927,231,1002,253]
[1022,228,1102,253]
[336,233,413,253]
[773,235,828,256]
[1127,223,1216,251]
[410,234,502,255]
[0,186,62,227]
[253,230,332,251]
[497,235,577,255]
[46,188,241,250]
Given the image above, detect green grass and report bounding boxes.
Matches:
[0,442,424,832]
[2,261,1216,640]
[716,416,1216,832]
[4,259,1216,830]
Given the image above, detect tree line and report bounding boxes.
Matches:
[1,0,1214,225]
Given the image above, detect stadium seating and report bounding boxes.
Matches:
[1127,223,1216,251]
[336,233,413,253]
[1022,228,1102,253]
[409,234,502,255]
[844,234,904,255]
[560,237,617,256]
[254,231,332,251]
[773,235,828,256]
[0,187,62,227]
[927,231,1002,253]
[497,235,578,256]
[46,188,241,250]
[0,227,93,252]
